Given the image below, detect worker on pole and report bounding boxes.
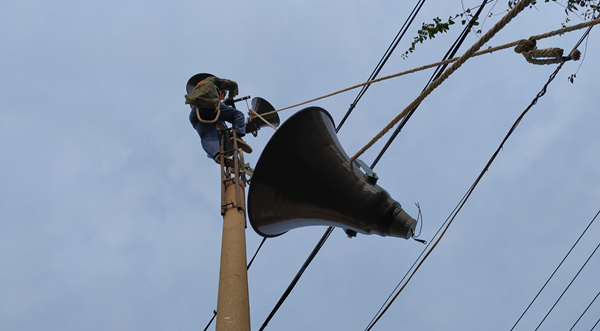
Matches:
[185,74,252,166]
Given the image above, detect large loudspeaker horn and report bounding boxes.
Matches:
[246,97,281,133]
[248,107,417,239]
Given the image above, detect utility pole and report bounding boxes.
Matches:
[215,129,251,331]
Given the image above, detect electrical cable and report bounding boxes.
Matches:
[258,226,334,331]
[247,237,268,270]
[370,0,488,169]
[508,25,595,331]
[570,289,600,331]
[510,209,600,331]
[364,39,571,330]
[336,0,427,133]
[203,310,217,331]
[534,241,600,331]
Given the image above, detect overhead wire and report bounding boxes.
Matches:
[375,17,596,331]
[247,237,268,270]
[507,23,596,331]
[534,241,600,331]
[336,0,427,133]
[570,289,600,331]
[364,25,578,330]
[510,209,600,331]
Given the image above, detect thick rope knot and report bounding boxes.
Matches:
[514,38,537,53]
[514,37,580,65]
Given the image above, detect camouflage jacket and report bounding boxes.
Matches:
[184,76,239,109]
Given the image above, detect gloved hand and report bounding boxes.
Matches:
[224,98,235,107]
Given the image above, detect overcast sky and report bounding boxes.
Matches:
[2,0,599,330]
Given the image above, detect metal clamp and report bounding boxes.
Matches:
[355,159,379,185]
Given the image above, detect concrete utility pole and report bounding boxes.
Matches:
[215,132,251,331]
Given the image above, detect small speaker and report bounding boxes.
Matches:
[246,97,281,133]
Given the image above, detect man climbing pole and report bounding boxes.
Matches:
[185,74,252,165]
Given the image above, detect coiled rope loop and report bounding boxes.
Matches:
[514,38,581,65]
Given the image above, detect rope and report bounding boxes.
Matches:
[260,17,600,118]
[351,0,532,162]
[196,100,221,124]
[250,109,278,131]
[514,38,581,65]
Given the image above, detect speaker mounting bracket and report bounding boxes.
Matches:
[355,159,379,185]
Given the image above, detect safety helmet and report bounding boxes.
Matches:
[186,73,215,94]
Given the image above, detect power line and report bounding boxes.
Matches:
[202,310,217,331]
[510,209,600,331]
[247,237,267,270]
[534,241,600,331]
[508,23,596,331]
[364,38,570,330]
[570,289,600,331]
[336,0,427,133]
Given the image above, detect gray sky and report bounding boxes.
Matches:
[1,0,599,330]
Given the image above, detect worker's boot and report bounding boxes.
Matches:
[232,137,252,154]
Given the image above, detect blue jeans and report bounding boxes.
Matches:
[189,104,246,159]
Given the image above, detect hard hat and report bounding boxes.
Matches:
[186,73,215,94]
